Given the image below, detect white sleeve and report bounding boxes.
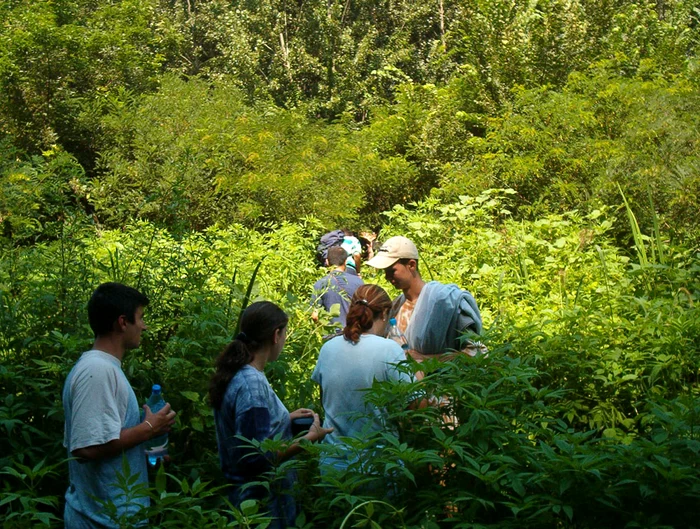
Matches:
[67,363,124,451]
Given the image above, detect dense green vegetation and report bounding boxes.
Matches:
[1,194,698,527]
[1,0,699,527]
[2,0,699,234]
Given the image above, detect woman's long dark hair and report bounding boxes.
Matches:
[343,284,392,344]
[209,301,288,409]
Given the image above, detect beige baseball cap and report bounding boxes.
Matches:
[365,236,419,269]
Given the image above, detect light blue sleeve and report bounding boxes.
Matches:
[311,351,324,385]
[383,341,412,383]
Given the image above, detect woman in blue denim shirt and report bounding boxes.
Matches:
[209,301,332,528]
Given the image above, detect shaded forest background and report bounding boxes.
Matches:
[1,0,699,241]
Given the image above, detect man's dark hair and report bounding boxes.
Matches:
[398,257,419,272]
[328,246,349,267]
[88,282,149,337]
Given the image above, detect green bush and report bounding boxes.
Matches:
[0,145,90,243]
[1,193,698,527]
[88,75,421,230]
[436,64,700,245]
[0,0,183,155]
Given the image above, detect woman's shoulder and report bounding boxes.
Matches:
[237,364,268,383]
[361,334,405,358]
[225,366,273,409]
[228,366,269,394]
[360,333,395,346]
[321,333,350,351]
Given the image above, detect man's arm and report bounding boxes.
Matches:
[72,403,176,461]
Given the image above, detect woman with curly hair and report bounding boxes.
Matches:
[210,301,332,528]
[311,284,412,474]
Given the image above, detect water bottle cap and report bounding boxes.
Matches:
[152,384,162,393]
[389,318,397,325]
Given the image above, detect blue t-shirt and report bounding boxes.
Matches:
[63,350,149,528]
[312,270,364,326]
[311,334,411,470]
[214,365,295,527]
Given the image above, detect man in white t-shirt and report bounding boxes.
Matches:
[62,282,176,528]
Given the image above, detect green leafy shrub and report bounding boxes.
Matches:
[436,64,700,245]
[0,145,90,243]
[0,0,183,155]
[89,75,421,229]
[1,192,698,527]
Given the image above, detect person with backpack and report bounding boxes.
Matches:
[311,246,364,328]
[315,229,346,267]
[316,229,371,276]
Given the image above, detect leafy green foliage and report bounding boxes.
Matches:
[1,193,698,527]
[435,64,700,244]
[0,144,89,243]
[78,60,700,240]
[2,0,698,236]
[0,0,699,525]
[88,75,420,229]
[0,0,183,157]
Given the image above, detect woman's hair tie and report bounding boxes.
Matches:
[236,331,249,343]
[357,299,369,306]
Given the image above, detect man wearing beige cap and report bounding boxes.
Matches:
[365,236,482,360]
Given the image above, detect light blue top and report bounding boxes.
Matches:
[63,350,149,528]
[311,334,411,470]
[341,235,363,270]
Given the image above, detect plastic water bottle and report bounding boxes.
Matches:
[144,384,168,466]
[387,318,409,351]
